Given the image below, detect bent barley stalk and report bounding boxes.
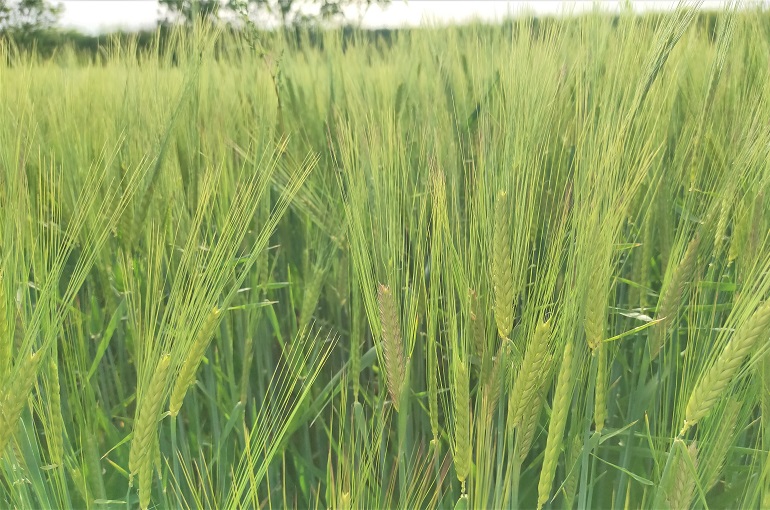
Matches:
[378,284,405,411]
[684,300,770,433]
[169,307,221,417]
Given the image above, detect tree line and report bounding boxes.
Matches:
[0,0,385,39]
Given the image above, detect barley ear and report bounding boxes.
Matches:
[169,307,220,417]
[47,359,64,466]
[133,354,171,509]
[666,440,698,510]
[377,284,405,412]
[562,434,582,509]
[702,398,739,491]
[594,342,608,434]
[652,234,700,360]
[492,191,514,339]
[351,287,363,403]
[130,354,171,477]
[517,386,544,463]
[138,437,156,510]
[428,332,439,442]
[683,300,770,433]
[484,338,512,423]
[510,318,551,428]
[584,274,606,352]
[0,350,42,457]
[454,360,471,492]
[239,335,254,406]
[537,338,574,510]
[714,193,731,255]
[470,289,486,364]
[0,270,10,381]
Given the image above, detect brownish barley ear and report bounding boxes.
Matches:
[378,284,405,411]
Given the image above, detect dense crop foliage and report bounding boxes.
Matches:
[1,4,770,508]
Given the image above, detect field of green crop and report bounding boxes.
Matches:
[1,4,770,509]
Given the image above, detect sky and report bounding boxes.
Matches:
[58,1,747,35]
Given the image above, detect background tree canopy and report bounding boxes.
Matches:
[159,0,387,27]
[0,0,61,37]
[0,0,387,40]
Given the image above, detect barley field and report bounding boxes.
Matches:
[1,4,770,509]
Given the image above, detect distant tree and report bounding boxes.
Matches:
[0,0,61,36]
[158,0,221,23]
[160,0,386,27]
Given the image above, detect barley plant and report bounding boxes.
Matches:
[1,2,770,508]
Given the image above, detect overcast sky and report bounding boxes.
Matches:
[58,1,747,34]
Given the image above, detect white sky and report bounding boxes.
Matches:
[58,1,747,34]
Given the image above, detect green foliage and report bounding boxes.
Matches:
[160,0,386,26]
[1,5,770,509]
[0,0,60,38]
